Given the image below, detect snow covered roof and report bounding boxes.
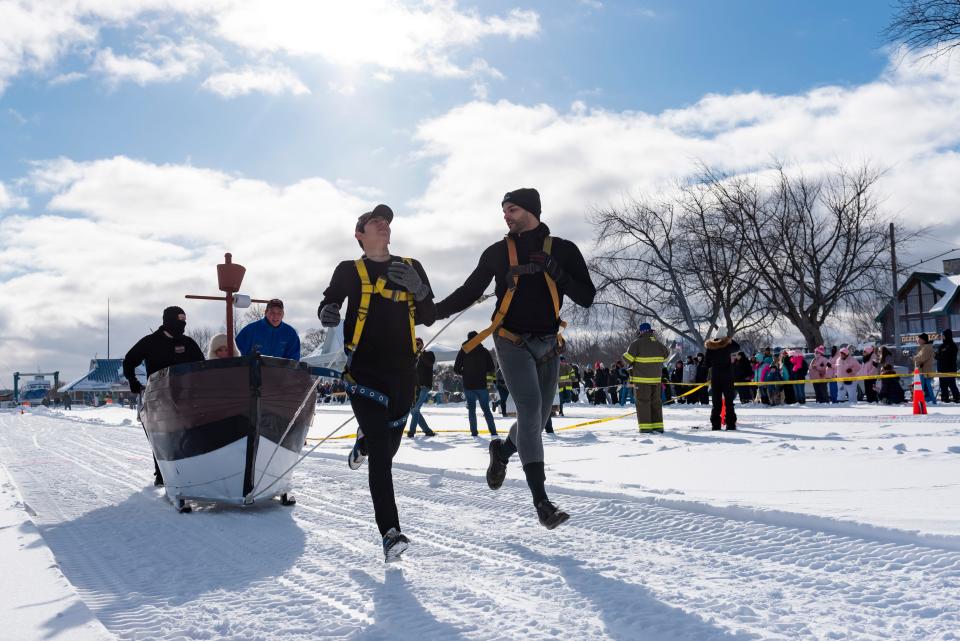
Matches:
[928,274,960,313]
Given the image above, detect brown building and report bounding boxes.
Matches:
[876,259,960,344]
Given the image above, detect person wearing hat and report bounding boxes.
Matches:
[914,333,937,404]
[835,345,861,403]
[859,345,880,403]
[809,345,832,404]
[704,333,740,430]
[624,322,671,433]
[406,336,437,438]
[207,333,239,359]
[122,305,205,486]
[454,331,499,437]
[434,187,595,529]
[936,328,959,403]
[317,204,436,561]
[236,298,301,360]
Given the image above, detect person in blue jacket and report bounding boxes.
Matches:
[236,298,301,360]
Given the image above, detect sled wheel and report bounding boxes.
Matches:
[176,499,192,513]
[280,493,296,506]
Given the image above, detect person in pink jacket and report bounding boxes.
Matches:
[835,345,861,403]
[859,345,881,403]
[809,345,831,403]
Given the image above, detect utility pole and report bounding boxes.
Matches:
[107,298,111,359]
[890,223,901,350]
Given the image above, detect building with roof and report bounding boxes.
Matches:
[876,259,960,344]
[58,359,146,404]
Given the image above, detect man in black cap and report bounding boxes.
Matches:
[435,187,595,529]
[318,204,436,561]
[123,306,205,485]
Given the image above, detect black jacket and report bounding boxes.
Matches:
[733,357,754,382]
[122,329,204,387]
[416,350,436,388]
[704,338,741,383]
[454,343,495,390]
[435,223,595,335]
[936,339,958,373]
[319,256,436,371]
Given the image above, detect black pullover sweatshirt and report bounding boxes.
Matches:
[435,223,595,335]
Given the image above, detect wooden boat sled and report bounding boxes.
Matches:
[140,354,316,512]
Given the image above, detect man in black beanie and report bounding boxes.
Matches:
[435,187,595,529]
[123,305,205,485]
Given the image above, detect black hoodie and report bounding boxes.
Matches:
[454,341,495,389]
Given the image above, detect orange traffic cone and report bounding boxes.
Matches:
[720,396,727,426]
[912,368,927,415]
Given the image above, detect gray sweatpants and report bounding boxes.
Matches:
[494,334,561,466]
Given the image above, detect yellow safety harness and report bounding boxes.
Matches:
[463,236,566,354]
[346,257,417,359]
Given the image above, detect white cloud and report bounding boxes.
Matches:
[210,0,538,77]
[0,181,27,210]
[6,47,960,378]
[1,156,369,374]
[92,39,214,85]
[202,66,310,97]
[327,81,355,97]
[48,70,86,85]
[0,1,539,94]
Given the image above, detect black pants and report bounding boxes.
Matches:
[864,379,878,403]
[710,381,737,429]
[813,382,830,403]
[698,384,710,405]
[349,366,415,537]
[940,375,959,402]
[737,384,753,404]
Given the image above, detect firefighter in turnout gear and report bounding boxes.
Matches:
[557,355,574,416]
[623,322,670,433]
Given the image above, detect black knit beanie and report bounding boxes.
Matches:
[502,188,541,218]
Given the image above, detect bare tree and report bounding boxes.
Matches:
[301,327,327,355]
[589,188,774,349]
[187,326,215,352]
[707,163,901,349]
[885,0,960,57]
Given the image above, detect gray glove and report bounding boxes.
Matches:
[319,303,341,328]
[388,261,430,301]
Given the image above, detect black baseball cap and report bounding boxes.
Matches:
[355,204,394,233]
[266,298,284,310]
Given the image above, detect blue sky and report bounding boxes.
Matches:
[2,0,959,382]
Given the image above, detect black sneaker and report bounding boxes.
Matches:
[486,438,508,490]
[382,528,409,562]
[536,499,570,529]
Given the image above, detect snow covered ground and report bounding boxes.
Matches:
[1,401,959,640]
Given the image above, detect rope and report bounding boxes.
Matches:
[422,292,494,351]
[247,414,357,502]
[248,374,324,498]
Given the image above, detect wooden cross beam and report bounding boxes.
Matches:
[185,253,271,357]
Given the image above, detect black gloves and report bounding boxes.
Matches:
[129,380,144,395]
[319,303,341,328]
[388,261,430,301]
[529,252,567,284]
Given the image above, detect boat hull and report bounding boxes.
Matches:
[140,355,316,505]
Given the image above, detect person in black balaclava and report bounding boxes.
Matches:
[123,305,205,485]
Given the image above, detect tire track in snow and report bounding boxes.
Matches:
[2,414,959,641]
